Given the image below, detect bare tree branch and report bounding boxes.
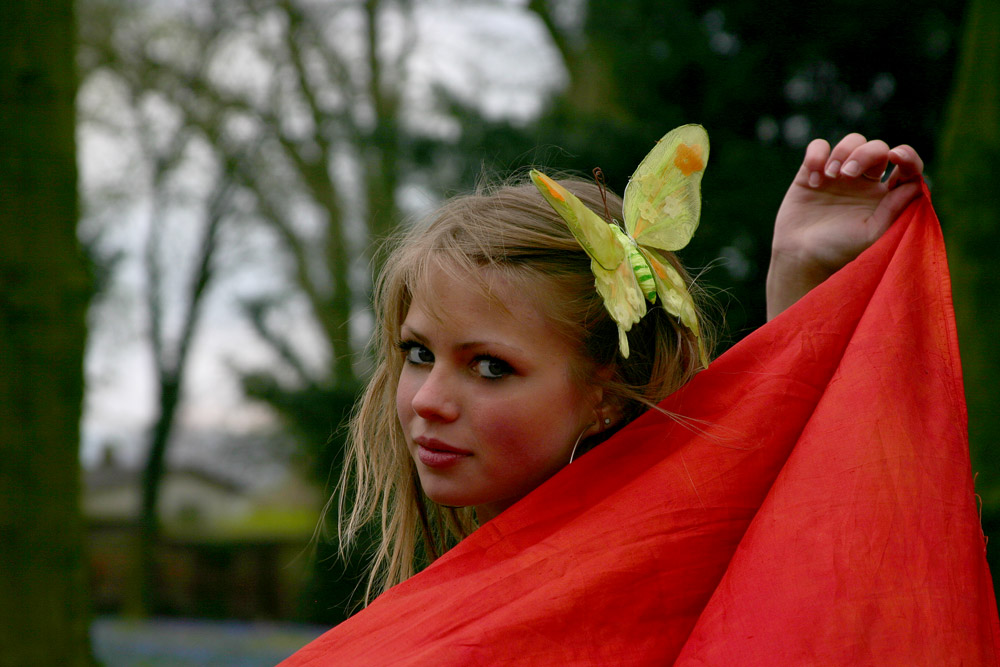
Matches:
[241,296,316,386]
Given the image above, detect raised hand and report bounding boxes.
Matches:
[766,134,925,320]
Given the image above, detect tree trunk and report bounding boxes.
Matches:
[0,1,94,664]
[135,374,181,615]
[936,0,1000,506]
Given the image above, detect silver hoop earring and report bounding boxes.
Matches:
[568,423,592,464]
[570,418,613,464]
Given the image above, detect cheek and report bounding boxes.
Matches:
[395,370,416,428]
[476,395,580,462]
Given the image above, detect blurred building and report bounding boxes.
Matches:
[84,445,324,621]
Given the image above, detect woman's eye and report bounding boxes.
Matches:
[401,343,433,365]
[475,357,512,379]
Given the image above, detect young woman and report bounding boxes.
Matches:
[281,127,1000,664]
[337,129,926,598]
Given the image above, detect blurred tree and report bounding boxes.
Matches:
[134,171,231,616]
[79,0,413,482]
[937,0,1000,507]
[80,3,255,615]
[0,1,95,664]
[135,127,235,615]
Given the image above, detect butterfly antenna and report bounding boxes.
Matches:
[592,167,615,225]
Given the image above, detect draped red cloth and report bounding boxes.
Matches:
[282,185,1000,666]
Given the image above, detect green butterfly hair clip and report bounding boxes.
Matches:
[529,124,709,367]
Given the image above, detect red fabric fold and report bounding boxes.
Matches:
[282,185,1000,666]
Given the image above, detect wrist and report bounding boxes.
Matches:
[765,249,832,321]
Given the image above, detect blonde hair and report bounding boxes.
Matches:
[337,176,712,602]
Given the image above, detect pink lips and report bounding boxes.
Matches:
[415,437,471,469]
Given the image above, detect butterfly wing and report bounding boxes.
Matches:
[641,247,709,368]
[530,170,624,270]
[530,169,645,357]
[622,124,710,367]
[623,124,709,252]
[593,252,646,359]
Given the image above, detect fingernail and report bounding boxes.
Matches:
[841,160,860,177]
[824,160,841,178]
[808,171,822,188]
[889,148,903,161]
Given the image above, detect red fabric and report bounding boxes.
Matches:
[282,185,1000,666]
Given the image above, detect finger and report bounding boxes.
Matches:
[840,140,891,182]
[886,144,924,189]
[824,133,868,178]
[801,138,831,187]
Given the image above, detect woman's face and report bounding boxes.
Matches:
[396,268,602,522]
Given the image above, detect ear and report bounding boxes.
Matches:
[589,367,624,433]
[594,400,624,433]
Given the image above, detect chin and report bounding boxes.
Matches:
[419,484,474,510]
[426,496,475,511]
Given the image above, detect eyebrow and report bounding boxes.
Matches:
[398,326,424,342]
[399,326,524,355]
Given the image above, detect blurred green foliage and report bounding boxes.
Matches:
[937,0,1000,511]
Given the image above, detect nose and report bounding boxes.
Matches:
[410,366,460,423]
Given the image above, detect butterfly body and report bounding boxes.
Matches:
[530,124,710,365]
[611,225,657,303]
